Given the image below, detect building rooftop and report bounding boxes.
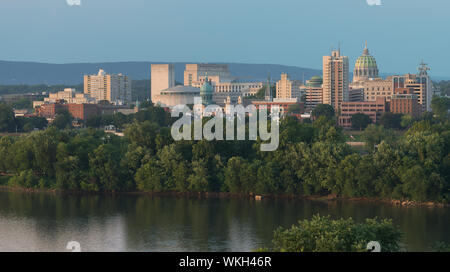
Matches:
[159,85,200,94]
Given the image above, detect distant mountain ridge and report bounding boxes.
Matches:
[0,60,322,86]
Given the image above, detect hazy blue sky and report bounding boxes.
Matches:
[1,0,449,75]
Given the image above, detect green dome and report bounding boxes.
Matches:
[353,43,379,82]
[200,78,214,94]
[355,54,378,69]
[200,76,214,105]
[307,75,323,87]
[310,75,322,81]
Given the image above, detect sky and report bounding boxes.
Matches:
[0,0,449,76]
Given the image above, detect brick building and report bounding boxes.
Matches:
[338,97,387,128]
[66,104,100,120]
[390,88,421,118]
[36,103,100,120]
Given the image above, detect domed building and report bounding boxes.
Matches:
[353,42,379,83]
[303,75,324,110]
[306,75,323,87]
[200,76,214,105]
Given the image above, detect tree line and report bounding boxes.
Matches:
[0,100,449,203]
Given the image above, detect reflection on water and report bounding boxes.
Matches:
[0,191,449,252]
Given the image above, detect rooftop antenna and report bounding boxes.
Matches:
[418,60,430,76]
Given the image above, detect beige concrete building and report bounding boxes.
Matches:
[154,85,200,108]
[84,69,131,105]
[183,63,263,105]
[45,88,96,104]
[151,64,175,103]
[276,73,302,99]
[323,50,349,110]
[351,78,394,102]
[184,64,231,86]
[213,81,263,106]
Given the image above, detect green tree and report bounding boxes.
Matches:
[379,112,403,129]
[11,98,32,110]
[224,157,247,193]
[8,170,40,189]
[0,136,14,172]
[362,124,395,151]
[0,103,16,132]
[55,142,82,190]
[135,158,166,192]
[312,104,335,120]
[267,215,402,252]
[287,104,303,114]
[124,121,160,152]
[335,154,377,197]
[51,109,73,129]
[431,96,450,119]
[88,144,126,191]
[188,160,210,192]
[400,115,414,129]
[351,113,372,131]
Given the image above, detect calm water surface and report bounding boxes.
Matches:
[0,191,449,252]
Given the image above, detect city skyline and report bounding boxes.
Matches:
[0,0,449,76]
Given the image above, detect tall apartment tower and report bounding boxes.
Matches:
[84,69,131,105]
[276,73,302,99]
[151,64,175,103]
[322,49,349,110]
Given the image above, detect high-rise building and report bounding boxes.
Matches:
[392,62,433,112]
[353,42,379,83]
[302,75,323,110]
[84,69,132,105]
[151,64,175,103]
[323,49,349,110]
[276,73,302,99]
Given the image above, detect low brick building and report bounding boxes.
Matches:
[36,103,100,120]
[338,97,387,128]
[66,104,100,120]
[36,103,65,119]
[390,88,421,118]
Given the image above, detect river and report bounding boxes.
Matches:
[0,191,449,252]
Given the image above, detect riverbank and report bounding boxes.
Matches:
[0,184,448,208]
